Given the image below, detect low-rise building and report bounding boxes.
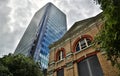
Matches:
[47,13,119,76]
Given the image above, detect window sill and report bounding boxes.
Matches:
[75,44,93,54]
[66,52,73,57]
[49,61,55,65]
[56,58,64,64]
[66,53,73,60]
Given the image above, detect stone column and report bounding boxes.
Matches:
[73,62,78,76]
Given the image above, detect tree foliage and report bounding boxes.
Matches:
[94,0,120,71]
[0,54,43,76]
[0,63,13,76]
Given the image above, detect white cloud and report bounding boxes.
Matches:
[0,0,102,57]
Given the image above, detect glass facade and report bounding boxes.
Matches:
[14,3,67,69]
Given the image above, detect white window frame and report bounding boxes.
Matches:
[76,38,91,51]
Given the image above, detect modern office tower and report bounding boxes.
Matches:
[14,2,67,69]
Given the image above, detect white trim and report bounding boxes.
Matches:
[75,44,93,54]
[66,61,73,67]
[84,38,88,47]
[66,52,73,57]
[66,66,73,70]
[86,59,93,76]
[66,52,73,60]
[49,61,55,65]
[56,58,64,63]
[60,51,63,60]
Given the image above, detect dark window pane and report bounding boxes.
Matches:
[81,43,87,49]
[58,51,60,60]
[57,68,64,76]
[80,39,85,44]
[80,39,87,49]
[40,50,44,54]
[62,51,64,59]
[88,55,103,76]
[86,38,91,46]
[76,43,80,51]
[41,44,44,48]
[78,59,90,76]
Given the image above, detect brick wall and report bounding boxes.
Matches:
[47,15,119,76]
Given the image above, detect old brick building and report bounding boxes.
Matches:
[47,13,119,76]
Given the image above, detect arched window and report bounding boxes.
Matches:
[58,51,64,60]
[73,35,92,52]
[56,48,66,61]
[76,38,91,52]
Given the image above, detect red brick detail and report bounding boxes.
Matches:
[61,48,66,58]
[77,56,85,62]
[72,35,93,53]
[72,37,80,53]
[55,48,66,61]
[81,35,93,41]
[75,51,99,63]
[86,51,99,57]
[55,67,60,72]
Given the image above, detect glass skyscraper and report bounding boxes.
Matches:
[14,2,67,69]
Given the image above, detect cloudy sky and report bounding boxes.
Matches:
[0,0,102,57]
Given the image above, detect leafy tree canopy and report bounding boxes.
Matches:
[94,0,120,71]
[0,54,43,76]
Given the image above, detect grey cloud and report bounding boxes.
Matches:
[0,0,11,32]
[0,0,101,57]
[0,0,36,57]
[0,0,12,57]
[12,0,33,27]
[55,0,101,28]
